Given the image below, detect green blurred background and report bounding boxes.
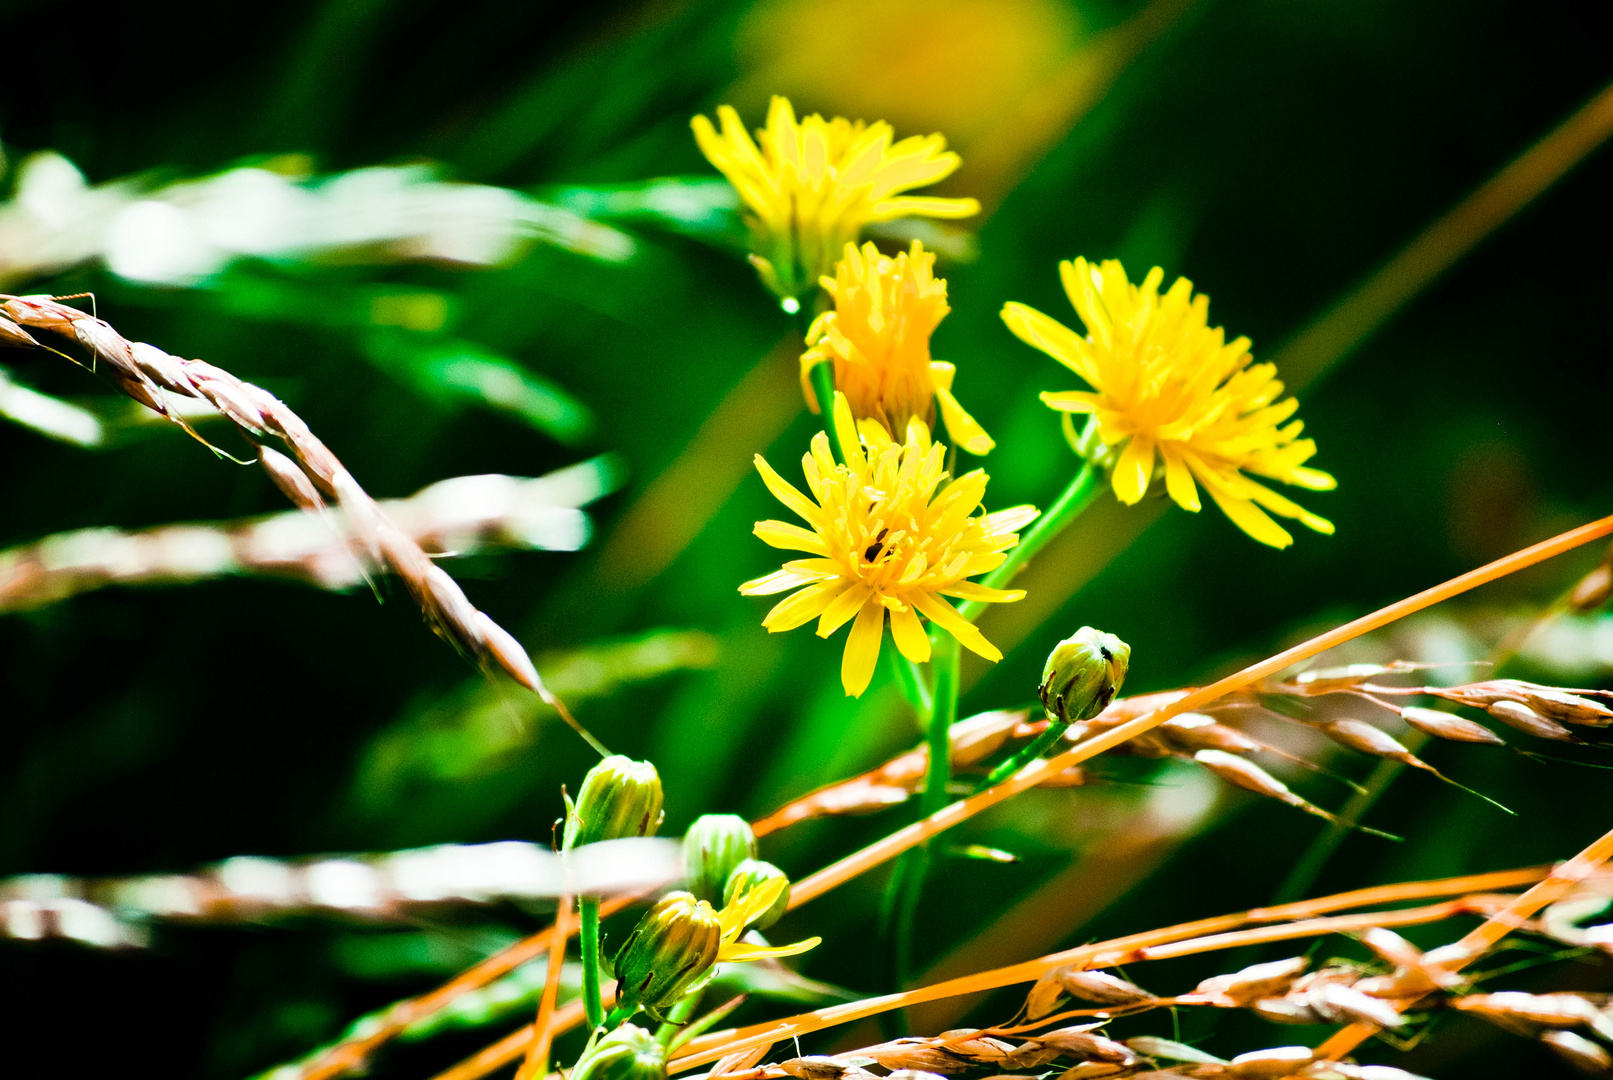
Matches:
[1,0,1611,1075]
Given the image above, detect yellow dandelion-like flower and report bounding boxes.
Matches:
[1002,257,1336,549]
[801,240,993,456]
[692,95,980,304]
[740,393,1037,697]
[716,877,820,963]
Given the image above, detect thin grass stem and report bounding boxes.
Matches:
[515,894,572,1080]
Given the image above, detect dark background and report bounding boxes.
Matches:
[1,0,1611,1075]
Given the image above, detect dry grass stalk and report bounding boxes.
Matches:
[295,511,1613,1080]
[516,894,573,1080]
[291,894,634,1080]
[0,463,608,612]
[665,867,1556,1072]
[0,840,674,933]
[785,507,1613,911]
[1311,820,1613,1062]
[0,294,590,737]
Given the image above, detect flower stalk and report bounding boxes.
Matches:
[959,462,1101,621]
[580,898,605,1031]
[808,360,845,465]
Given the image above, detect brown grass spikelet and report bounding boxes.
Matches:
[0,293,588,738]
[1188,957,1308,1007]
[1485,700,1578,742]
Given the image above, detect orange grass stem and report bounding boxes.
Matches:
[515,894,573,1080]
[435,1000,587,1080]
[1312,823,1613,1063]
[665,866,1553,1073]
[292,893,636,1080]
[786,510,1613,911]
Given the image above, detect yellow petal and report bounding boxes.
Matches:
[840,598,885,697]
[739,569,818,596]
[938,581,1026,604]
[763,581,847,631]
[754,519,829,554]
[1159,444,1201,513]
[889,601,931,664]
[1001,303,1097,384]
[935,386,993,455]
[717,936,822,962]
[1204,486,1293,548]
[755,455,822,527]
[911,591,1002,663]
[1039,390,1103,414]
[816,582,872,637]
[1111,436,1155,505]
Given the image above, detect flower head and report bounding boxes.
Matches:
[740,394,1037,697]
[802,240,992,454]
[562,755,662,850]
[692,96,979,303]
[1003,257,1336,548]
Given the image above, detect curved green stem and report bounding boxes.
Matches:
[579,897,604,1031]
[809,361,845,464]
[975,718,1072,792]
[959,463,1102,622]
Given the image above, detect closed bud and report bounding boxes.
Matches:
[683,814,758,903]
[565,756,664,850]
[1039,627,1130,723]
[613,891,721,1016]
[572,1024,668,1080]
[722,858,791,930]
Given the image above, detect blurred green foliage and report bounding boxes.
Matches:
[0,1,1611,1077]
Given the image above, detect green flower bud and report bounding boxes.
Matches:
[721,858,790,931]
[1039,627,1130,723]
[682,814,757,903]
[613,891,721,1016]
[572,1023,667,1080]
[564,756,664,850]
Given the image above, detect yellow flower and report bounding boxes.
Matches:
[692,95,980,304]
[1002,257,1336,549]
[715,877,820,962]
[740,394,1036,697]
[801,240,993,455]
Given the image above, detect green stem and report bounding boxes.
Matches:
[579,897,604,1032]
[883,631,961,1023]
[809,360,844,464]
[654,991,702,1047]
[603,1004,635,1029]
[959,463,1102,622]
[975,718,1072,792]
[922,635,961,816]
